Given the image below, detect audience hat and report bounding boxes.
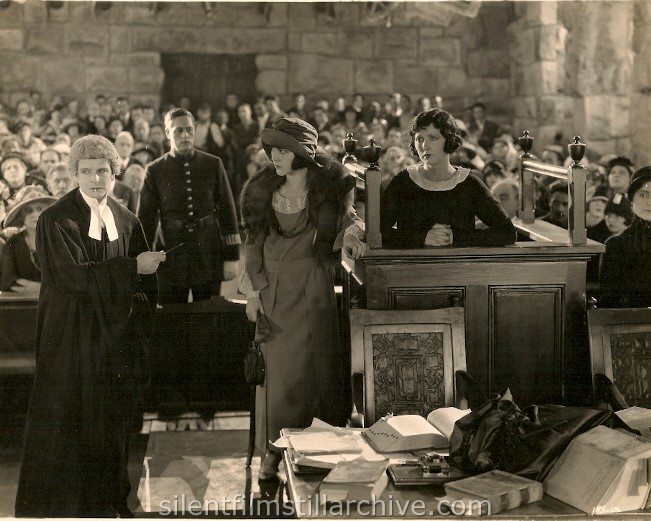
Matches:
[3,184,56,228]
[1,151,29,172]
[605,195,633,223]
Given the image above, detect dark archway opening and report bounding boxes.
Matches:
[161,53,258,110]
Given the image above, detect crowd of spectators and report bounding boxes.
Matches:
[0,89,644,303]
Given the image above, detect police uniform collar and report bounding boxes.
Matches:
[170,148,196,163]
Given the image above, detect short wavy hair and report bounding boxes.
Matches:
[68,134,120,178]
[408,108,463,158]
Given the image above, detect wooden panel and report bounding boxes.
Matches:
[350,308,466,424]
[389,287,465,310]
[588,309,651,409]
[490,286,563,406]
[0,299,38,353]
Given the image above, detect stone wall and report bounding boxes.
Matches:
[507,0,648,164]
[0,1,514,118]
[1,0,648,165]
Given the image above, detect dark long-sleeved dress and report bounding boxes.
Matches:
[381,167,516,248]
[15,188,157,518]
[599,217,651,308]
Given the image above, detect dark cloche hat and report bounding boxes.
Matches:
[628,166,651,200]
[261,117,322,167]
[605,194,633,223]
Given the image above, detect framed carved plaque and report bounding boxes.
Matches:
[588,308,651,408]
[350,308,467,425]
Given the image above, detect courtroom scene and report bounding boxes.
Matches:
[1,0,651,518]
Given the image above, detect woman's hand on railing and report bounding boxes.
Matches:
[343,235,368,259]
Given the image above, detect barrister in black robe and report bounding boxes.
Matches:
[15,135,164,518]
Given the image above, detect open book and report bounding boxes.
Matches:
[363,408,470,453]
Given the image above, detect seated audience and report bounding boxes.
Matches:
[1,185,56,292]
[1,152,48,222]
[489,135,519,174]
[468,102,499,151]
[341,105,369,144]
[600,167,651,308]
[122,163,146,195]
[46,163,77,199]
[541,181,568,228]
[586,195,608,230]
[541,144,565,167]
[381,108,516,248]
[606,156,634,198]
[491,178,520,220]
[131,143,156,167]
[481,159,508,189]
[114,131,135,175]
[15,121,47,169]
[133,118,150,146]
[148,123,168,157]
[379,145,412,190]
[604,195,633,238]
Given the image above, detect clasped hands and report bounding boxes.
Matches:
[424,224,453,247]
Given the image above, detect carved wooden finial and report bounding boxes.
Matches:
[568,135,586,165]
[364,138,382,169]
[342,133,358,164]
[518,130,534,157]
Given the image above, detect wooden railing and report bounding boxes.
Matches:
[518,132,588,245]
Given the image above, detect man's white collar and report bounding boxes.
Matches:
[80,190,119,241]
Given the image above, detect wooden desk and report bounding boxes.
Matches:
[0,294,38,375]
[344,236,605,408]
[283,450,651,519]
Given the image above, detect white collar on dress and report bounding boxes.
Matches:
[80,189,119,241]
[407,165,470,191]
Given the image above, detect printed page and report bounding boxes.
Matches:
[427,407,471,440]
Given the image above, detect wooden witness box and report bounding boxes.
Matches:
[343,133,604,407]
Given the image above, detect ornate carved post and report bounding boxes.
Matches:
[518,130,535,224]
[568,136,587,245]
[364,139,382,249]
[342,133,358,165]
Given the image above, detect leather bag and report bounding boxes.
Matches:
[243,311,271,386]
[449,389,613,481]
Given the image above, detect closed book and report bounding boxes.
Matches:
[544,425,651,515]
[318,460,389,503]
[363,410,469,453]
[442,470,543,516]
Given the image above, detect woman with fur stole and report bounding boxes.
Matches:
[239,118,367,480]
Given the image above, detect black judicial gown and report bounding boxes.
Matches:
[15,189,157,518]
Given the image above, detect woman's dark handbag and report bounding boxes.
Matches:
[449,389,613,481]
[244,311,271,386]
[244,341,265,385]
[245,311,272,466]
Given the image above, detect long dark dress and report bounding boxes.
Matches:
[15,189,156,518]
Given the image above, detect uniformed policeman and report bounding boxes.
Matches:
[139,107,240,304]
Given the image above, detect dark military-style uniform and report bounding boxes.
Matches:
[139,148,240,303]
